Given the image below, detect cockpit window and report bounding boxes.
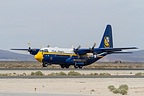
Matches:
[39,50,43,52]
[43,49,49,52]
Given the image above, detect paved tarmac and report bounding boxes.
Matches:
[0,68,144,70]
[0,75,143,79]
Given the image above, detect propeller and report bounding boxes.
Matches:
[89,43,100,58]
[27,42,33,54]
[89,43,96,53]
[92,42,96,50]
[73,45,81,54]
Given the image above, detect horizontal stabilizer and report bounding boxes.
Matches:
[100,47,138,52]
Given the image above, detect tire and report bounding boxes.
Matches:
[74,65,78,69]
[60,65,69,68]
[60,65,65,68]
[78,66,83,69]
[65,65,70,68]
[42,62,48,67]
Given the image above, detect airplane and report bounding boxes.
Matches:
[11,24,137,68]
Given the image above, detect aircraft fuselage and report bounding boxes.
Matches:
[34,48,107,68]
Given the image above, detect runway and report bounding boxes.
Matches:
[0,68,144,70]
[0,75,143,79]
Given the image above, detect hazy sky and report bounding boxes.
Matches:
[0,0,144,50]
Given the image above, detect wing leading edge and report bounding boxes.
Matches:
[11,48,40,55]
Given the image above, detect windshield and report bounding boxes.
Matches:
[43,49,48,52]
[39,49,49,52]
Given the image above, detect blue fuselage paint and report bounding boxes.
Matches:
[41,52,107,66]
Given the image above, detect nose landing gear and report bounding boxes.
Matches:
[42,62,50,67]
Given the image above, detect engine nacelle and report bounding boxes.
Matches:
[75,49,87,55]
[29,49,40,55]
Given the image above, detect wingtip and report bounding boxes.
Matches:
[133,47,138,49]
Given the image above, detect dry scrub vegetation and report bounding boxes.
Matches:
[0,71,112,77]
[1,70,144,77]
[0,61,144,69]
[108,84,129,95]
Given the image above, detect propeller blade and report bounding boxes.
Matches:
[89,43,96,52]
[27,42,31,52]
[77,45,81,50]
[92,43,96,50]
[73,45,81,54]
[28,42,31,48]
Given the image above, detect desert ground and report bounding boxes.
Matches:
[0,61,144,96]
[0,78,144,96]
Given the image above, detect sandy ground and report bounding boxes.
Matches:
[0,78,144,96]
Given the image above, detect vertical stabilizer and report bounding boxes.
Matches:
[99,25,113,48]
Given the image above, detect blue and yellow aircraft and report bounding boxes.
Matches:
[11,25,137,68]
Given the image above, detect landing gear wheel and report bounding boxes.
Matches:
[74,65,83,69]
[42,62,48,67]
[74,65,78,69]
[78,66,83,69]
[60,65,70,68]
[60,65,65,68]
[65,65,70,68]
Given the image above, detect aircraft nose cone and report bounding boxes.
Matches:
[34,55,38,60]
[34,54,43,62]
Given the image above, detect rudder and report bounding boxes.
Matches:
[99,25,113,48]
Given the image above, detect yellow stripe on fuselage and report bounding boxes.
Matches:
[42,52,77,56]
[34,52,77,63]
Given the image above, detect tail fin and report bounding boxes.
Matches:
[99,24,113,48]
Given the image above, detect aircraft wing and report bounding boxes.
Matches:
[11,48,40,55]
[11,48,30,51]
[75,47,137,55]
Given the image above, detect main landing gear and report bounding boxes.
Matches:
[42,63,83,69]
[74,65,83,69]
[60,65,83,69]
[60,65,70,69]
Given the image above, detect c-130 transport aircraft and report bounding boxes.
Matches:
[11,25,137,68]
